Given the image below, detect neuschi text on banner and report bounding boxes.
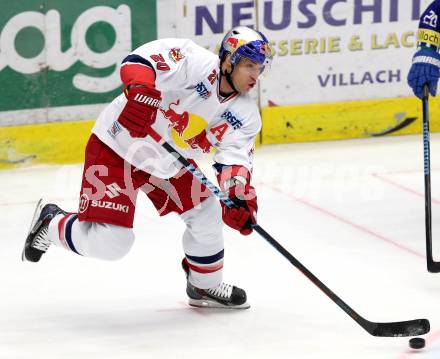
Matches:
[195,0,424,35]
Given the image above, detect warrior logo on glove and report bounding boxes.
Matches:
[133,92,161,108]
[118,84,162,138]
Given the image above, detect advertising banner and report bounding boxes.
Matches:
[157,0,430,106]
[0,0,156,125]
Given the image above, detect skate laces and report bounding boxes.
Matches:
[207,282,233,299]
[32,227,51,252]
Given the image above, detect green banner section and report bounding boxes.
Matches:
[0,0,156,113]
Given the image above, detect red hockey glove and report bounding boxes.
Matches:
[222,183,258,235]
[118,85,162,138]
[217,165,257,236]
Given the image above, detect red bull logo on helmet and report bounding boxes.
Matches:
[260,43,272,57]
[226,37,238,49]
[226,37,247,50]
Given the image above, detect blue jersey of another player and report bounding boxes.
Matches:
[417,1,440,51]
[408,1,440,98]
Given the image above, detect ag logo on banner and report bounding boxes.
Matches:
[0,1,156,113]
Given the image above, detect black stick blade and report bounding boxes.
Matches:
[428,261,440,273]
[371,319,430,337]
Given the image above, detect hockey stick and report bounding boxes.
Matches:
[148,128,429,337]
[422,84,440,272]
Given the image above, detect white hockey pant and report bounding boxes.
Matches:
[47,195,224,289]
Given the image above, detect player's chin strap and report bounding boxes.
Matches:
[220,66,238,94]
[146,126,430,338]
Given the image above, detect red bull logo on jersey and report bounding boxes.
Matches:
[168,48,185,63]
[168,112,212,153]
[185,129,213,153]
[160,99,189,137]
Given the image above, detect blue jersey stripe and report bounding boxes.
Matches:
[186,249,224,264]
[64,215,81,255]
[121,54,154,69]
[213,162,228,174]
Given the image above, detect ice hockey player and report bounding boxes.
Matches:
[408,0,440,98]
[22,26,273,309]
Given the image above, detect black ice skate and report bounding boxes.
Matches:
[22,199,66,262]
[182,258,250,309]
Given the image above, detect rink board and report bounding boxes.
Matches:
[2,95,439,169]
[262,96,440,144]
[0,120,93,170]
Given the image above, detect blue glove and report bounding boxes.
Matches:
[407,48,440,99]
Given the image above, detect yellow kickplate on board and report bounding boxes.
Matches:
[261,97,439,144]
[0,120,94,170]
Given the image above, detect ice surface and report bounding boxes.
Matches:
[1,134,440,359]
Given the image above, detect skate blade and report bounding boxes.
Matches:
[21,199,44,261]
[188,298,250,310]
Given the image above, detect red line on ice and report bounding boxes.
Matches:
[372,173,440,205]
[267,184,424,259]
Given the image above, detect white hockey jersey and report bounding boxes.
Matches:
[92,38,261,179]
